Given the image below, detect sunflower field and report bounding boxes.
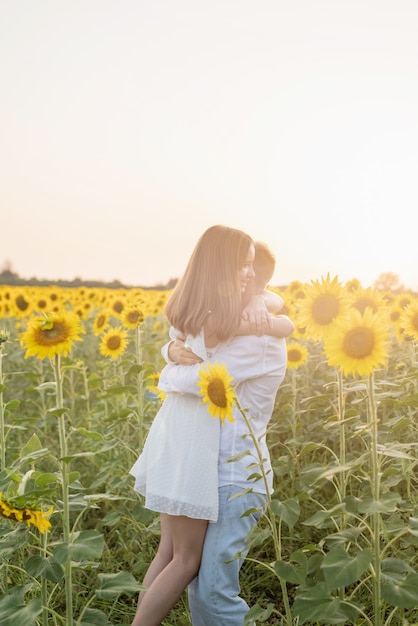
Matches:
[0,278,417,626]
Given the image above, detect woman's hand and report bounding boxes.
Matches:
[241,295,272,336]
[168,336,203,365]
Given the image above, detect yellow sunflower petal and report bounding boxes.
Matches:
[323,307,389,378]
[286,341,309,369]
[20,311,85,360]
[198,361,236,425]
[295,274,350,341]
[99,326,129,359]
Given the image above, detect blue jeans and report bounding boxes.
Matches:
[188,485,265,626]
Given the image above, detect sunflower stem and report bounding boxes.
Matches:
[337,370,346,502]
[367,372,382,626]
[134,325,144,448]
[235,397,293,626]
[52,354,73,626]
[336,369,348,603]
[0,343,6,470]
[41,530,49,626]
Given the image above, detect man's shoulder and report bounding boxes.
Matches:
[227,334,285,350]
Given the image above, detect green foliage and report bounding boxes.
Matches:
[0,307,417,625]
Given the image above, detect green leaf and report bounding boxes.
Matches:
[0,533,26,557]
[274,551,308,584]
[270,497,300,529]
[5,399,19,411]
[303,503,346,529]
[0,596,42,626]
[16,447,50,466]
[71,426,105,442]
[226,450,251,463]
[358,491,401,514]
[247,472,263,482]
[19,433,43,459]
[131,503,157,525]
[53,530,105,563]
[127,363,143,377]
[321,546,372,590]
[323,527,365,548]
[47,407,67,417]
[33,472,59,487]
[244,602,275,624]
[402,392,418,406]
[245,526,272,549]
[382,557,415,576]
[78,608,114,626]
[25,555,64,583]
[95,571,144,599]
[408,517,418,537]
[35,382,56,392]
[382,572,418,608]
[293,582,362,624]
[103,384,137,396]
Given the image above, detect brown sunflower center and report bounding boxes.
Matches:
[15,295,29,311]
[311,294,339,325]
[354,298,378,314]
[112,301,124,314]
[343,327,375,359]
[412,313,418,331]
[288,348,302,363]
[97,314,106,328]
[35,322,70,346]
[127,311,143,324]
[207,378,227,408]
[107,336,121,350]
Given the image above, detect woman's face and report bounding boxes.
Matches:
[239,244,256,293]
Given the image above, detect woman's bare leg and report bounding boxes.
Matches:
[131,514,207,626]
[135,515,173,609]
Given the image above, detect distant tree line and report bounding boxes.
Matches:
[0,261,178,291]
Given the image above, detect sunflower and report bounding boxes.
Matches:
[387,303,406,342]
[145,372,166,401]
[198,361,236,425]
[401,299,418,342]
[11,289,33,318]
[0,328,9,346]
[153,318,169,336]
[93,310,109,336]
[0,492,53,534]
[286,281,307,301]
[99,326,129,359]
[395,293,413,310]
[122,306,145,329]
[286,341,309,369]
[323,307,389,378]
[349,286,387,316]
[106,292,128,319]
[20,311,85,360]
[295,274,350,341]
[345,278,362,293]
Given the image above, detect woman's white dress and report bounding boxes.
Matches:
[129,330,221,522]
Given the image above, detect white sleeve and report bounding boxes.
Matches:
[159,335,286,395]
[160,326,179,364]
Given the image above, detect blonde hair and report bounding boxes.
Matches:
[165,225,253,341]
[253,241,276,293]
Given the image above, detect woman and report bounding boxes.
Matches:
[129,225,292,626]
[162,239,293,625]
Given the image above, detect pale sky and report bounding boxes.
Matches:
[1,0,417,290]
